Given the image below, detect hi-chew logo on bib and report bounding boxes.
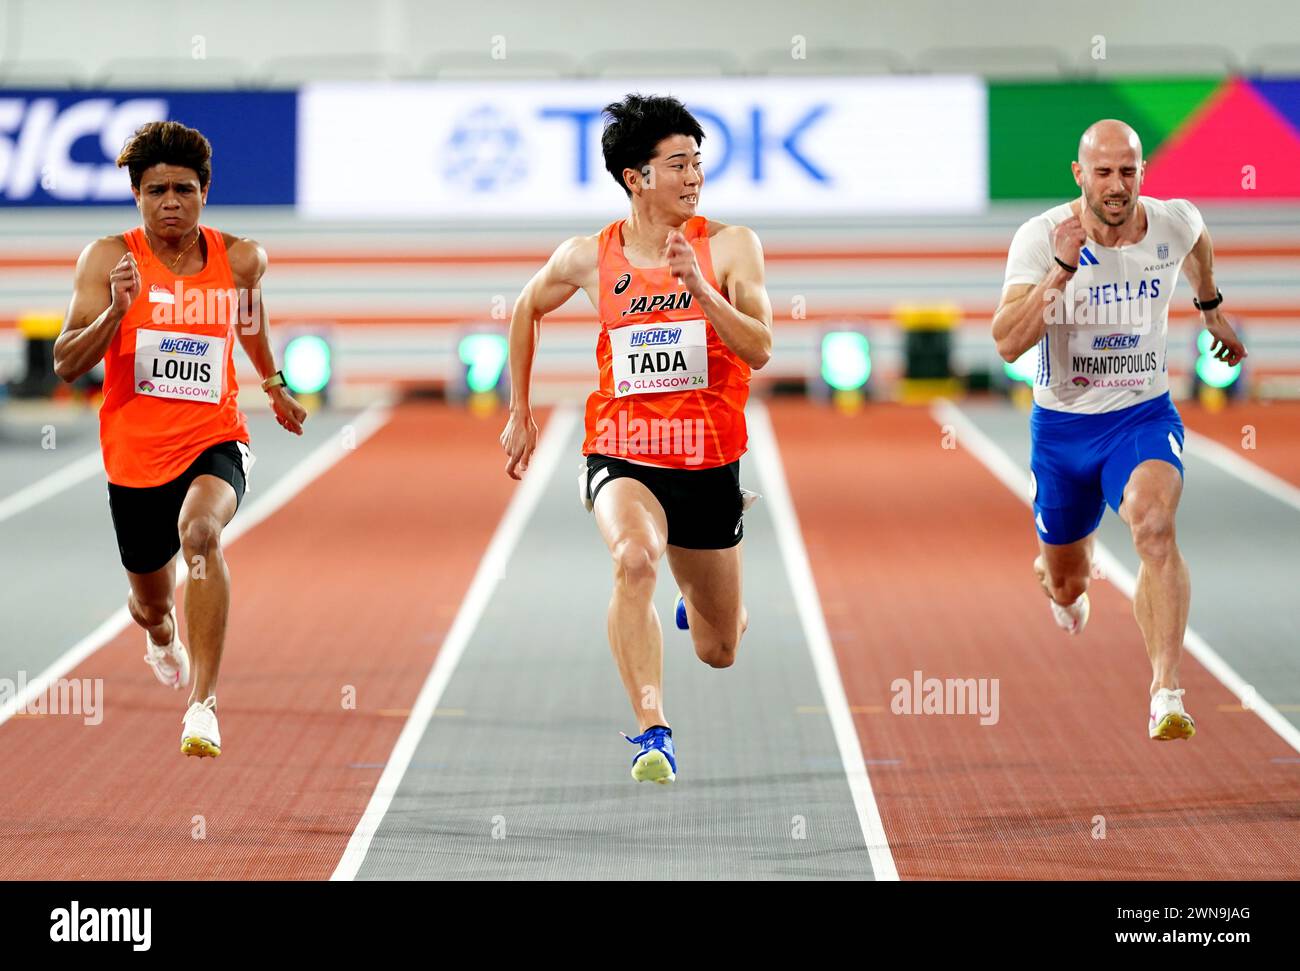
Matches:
[610,319,708,397]
[629,326,682,348]
[1092,333,1140,351]
[158,336,211,355]
[133,328,225,403]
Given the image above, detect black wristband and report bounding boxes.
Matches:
[1193,289,1223,311]
[1054,256,1078,274]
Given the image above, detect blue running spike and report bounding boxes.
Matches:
[621,726,677,784]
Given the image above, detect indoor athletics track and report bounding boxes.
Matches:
[1,395,1297,880]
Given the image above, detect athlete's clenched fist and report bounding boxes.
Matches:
[1052,216,1087,269]
[109,253,141,314]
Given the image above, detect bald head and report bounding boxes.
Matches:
[1073,119,1144,228]
[1078,119,1143,166]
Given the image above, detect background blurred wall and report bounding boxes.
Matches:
[2,0,1296,396]
[4,0,1299,82]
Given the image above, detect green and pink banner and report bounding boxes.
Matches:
[990,77,1300,200]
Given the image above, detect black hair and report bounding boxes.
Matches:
[117,120,212,189]
[601,94,705,196]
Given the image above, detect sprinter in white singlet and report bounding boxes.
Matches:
[992,119,1246,741]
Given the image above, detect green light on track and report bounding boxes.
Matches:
[821,331,871,391]
[283,335,331,395]
[459,333,509,394]
[1003,345,1037,385]
[1195,329,1241,390]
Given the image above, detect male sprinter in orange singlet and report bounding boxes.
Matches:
[500,94,773,783]
[54,121,307,757]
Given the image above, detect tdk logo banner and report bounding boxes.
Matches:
[300,77,986,218]
[536,105,830,185]
[0,92,296,206]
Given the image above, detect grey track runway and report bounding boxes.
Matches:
[954,401,1300,729]
[0,404,364,687]
[353,418,874,880]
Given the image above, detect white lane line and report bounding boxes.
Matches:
[933,399,1300,757]
[747,401,900,881]
[330,403,578,881]
[0,450,103,525]
[0,401,394,730]
[1184,429,1300,515]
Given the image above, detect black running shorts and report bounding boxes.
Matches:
[584,453,744,550]
[106,440,249,574]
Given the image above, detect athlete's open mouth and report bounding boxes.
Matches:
[1104,198,1127,211]
[681,194,698,204]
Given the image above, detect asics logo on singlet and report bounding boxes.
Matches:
[613,273,631,295]
[1092,334,1141,351]
[157,337,210,356]
[629,327,682,348]
[621,292,694,316]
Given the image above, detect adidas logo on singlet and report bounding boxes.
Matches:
[1078,247,1100,266]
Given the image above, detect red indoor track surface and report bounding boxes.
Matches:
[1182,401,1300,487]
[3,398,1297,881]
[0,403,521,880]
[769,399,1300,880]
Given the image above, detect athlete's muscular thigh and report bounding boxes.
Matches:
[594,477,668,579]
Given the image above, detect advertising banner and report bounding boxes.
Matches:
[298,77,987,218]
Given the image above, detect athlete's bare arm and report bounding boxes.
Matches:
[225,233,306,435]
[1180,227,1247,366]
[992,215,1084,362]
[53,236,134,382]
[500,234,597,479]
[669,223,772,369]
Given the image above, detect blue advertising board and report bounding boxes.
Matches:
[0,91,295,206]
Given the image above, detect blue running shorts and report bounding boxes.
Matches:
[1029,392,1185,546]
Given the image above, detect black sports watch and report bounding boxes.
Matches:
[1193,289,1224,311]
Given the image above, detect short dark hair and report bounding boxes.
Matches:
[116,120,212,190]
[601,94,705,197]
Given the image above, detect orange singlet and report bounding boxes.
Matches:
[582,216,750,470]
[99,226,249,487]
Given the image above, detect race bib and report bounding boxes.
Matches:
[609,319,708,397]
[133,329,225,404]
[1065,328,1161,392]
